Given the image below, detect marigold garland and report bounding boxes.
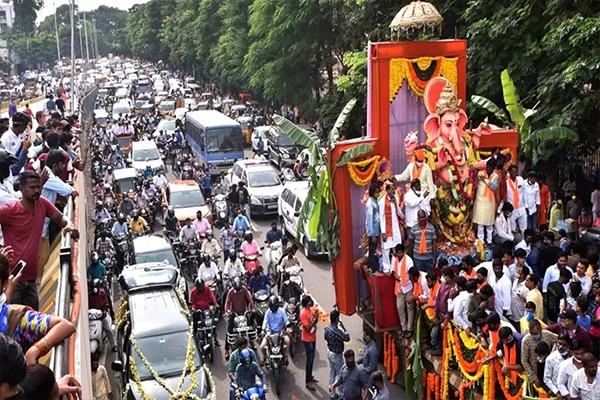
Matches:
[459,330,480,350]
[494,360,525,400]
[389,57,459,101]
[451,329,486,379]
[347,155,380,186]
[440,324,451,400]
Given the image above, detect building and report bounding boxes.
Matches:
[0,0,15,59]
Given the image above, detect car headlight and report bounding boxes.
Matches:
[282,153,290,159]
[251,195,261,205]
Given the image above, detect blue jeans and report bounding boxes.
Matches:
[303,341,316,384]
[414,257,433,273]
[527,212,538,230]
[328,350,344,398]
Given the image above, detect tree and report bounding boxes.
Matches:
[159,0,200,74]
[125,0,176,62]
[13,0,43,33]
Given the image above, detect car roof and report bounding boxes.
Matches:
[132,235,172,252]
[112,168,137,180]
[131,140,158,150]
[129,289,189,337]
[234,160,272,170]
[282,181,311,202]
[168,180,200,192]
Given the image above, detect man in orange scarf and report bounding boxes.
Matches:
[406,210,437,273]
[395,148,436,196]
[379,181,403,271]
[390,244,415,338]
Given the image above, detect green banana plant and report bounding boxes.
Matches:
[273,99,373,260]
[470,69,578,162]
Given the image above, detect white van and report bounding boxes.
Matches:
[278,181,325,259]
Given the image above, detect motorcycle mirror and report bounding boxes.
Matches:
[111,360,123,372]
[203,344,211,353]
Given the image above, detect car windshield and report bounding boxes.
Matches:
[158,120,176,132]
[248,170,281,188]
[206,127,244,153]
[134,249,178,266]
[133,147,160,161]
[170,189,206,207]
[113,106,130,115]
[161,102,175,110]
[278,134,296,147]
[135,100,147,108]
[131,332,201,380]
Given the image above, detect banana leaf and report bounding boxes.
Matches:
[308,172,329,238]
[531,126,578,142]
[470,95,509,125]
[273,114,317,149]
[500,69,525,127]
[404,311,423,399]
[336,143,375,167]
[328,98,357,149]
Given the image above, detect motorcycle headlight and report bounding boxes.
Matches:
[219,211,226,218]
[250,195,261,205]
[204,318,213,326]
[282,153,290,159]
[272,346,281,354]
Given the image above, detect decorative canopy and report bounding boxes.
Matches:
[389,1,443,34]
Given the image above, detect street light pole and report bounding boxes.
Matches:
[70,0,75,112]
[92,17,99,59]
[53,0,61,62]
[83,12,90,62]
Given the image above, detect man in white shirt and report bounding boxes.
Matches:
[523,171,541,230]
[569,353,600,400]
[505,164,527,233]
[493,202,514,245]
[542,252,573,293]
[515,228,534,257]
[1,112,30,156]
[574,259,593,297]
[544,335,572,398]
[378,182,403,271]
[448,278,475,331]
[492,258,512,318]
[403,179,429,231]
[476,260,509,287]
[154,172,168,191]
[557,340,585,398]
[395,149,436,197]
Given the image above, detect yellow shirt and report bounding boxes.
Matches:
[520,317,547,335]
[526,288,544,320]
[130,217,148,234]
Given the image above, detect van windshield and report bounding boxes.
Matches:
[131,332,201,380]
[134,249,178,267]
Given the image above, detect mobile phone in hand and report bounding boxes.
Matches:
[11,260,26,277]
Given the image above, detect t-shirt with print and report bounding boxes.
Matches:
[300,307,317,342]
[0,197,58,281]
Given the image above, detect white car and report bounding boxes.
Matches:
[251,126,270,153]
[226,160,283,215]
[129,140,164,173]
[152,119,176,139]
[174,107,187,121]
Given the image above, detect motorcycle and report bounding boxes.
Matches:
[212,193,229,227]
[265,241,282,283]
[253,289,271,334]
[193,306,219,364]
[230,382,267,400]
[278,263,304,291]
[227,311,258,350]
[264,331,286,396]
[283,298,300,358]
[89,309,106,356]
[280,167,296,183]
[180,239,200,281]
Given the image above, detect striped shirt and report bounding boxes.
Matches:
[324,323,350,354]
[408,223,436,261]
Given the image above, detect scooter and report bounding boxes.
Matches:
[212,193,229,227]
[89,309,106,356]
[265,241,282,283]
[264,332,287,396]
[253,289,271,334]
[284,298,301,358]
[231,382,267,400]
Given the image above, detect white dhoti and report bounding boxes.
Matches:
[379,196,403,271]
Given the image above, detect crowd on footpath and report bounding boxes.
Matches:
[0,91,88,399]
[362,148,600,399]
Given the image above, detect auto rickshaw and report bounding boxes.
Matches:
[140,103,155,116]
[231,104,247,118]
[112,168,138,204]
[134,98,150,114]
[238,115,254,144]
[116,133,134,155]
[94,109,108,127]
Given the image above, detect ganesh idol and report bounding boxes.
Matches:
[409,77,490,245]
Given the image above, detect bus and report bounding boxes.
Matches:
[185,110,245,175]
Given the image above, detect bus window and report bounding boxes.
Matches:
[205,127,244,153]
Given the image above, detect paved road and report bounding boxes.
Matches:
[101,150,406,399]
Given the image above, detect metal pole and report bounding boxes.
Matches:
[83,12,90,62]
[70,0,75,112]
[53,0,61,61]
[93,18,99,59]
[77,7,83,63]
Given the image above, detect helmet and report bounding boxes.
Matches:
[132,210,139,218]
[107,166,113,172]
[240,348,252,367]
[140,209,148,217]
[0,149,17,167]
[167,208,175,218]
[103,183,111,189]
[281,271,291,282]
[91,251,99,264]
[117,213,126,223]
[91,278,102,294]
[228,248,237,260]
[194,277,205,291]
[244,231,253,242]
[232,277,242,292]
[95,200,103,208]
[193,162,199,169]
[203,253,211,263]
[268,295,280,313]
[206,231,213,238]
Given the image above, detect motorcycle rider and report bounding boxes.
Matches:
[220,220,236,262]
[233,208,251,232]
[224,249,246,279]
[194,211,211,235]
[179,218,198,241]
[154,170,168,191]
[228,337,258,382]
[279,271,304,306]
[197,253,220,283]
[135,188,149,210]
[105,166,114,186]
[87,252,107,281]
[201,231,222,257]
[224,277,256,359]
[93,200,111,225]
[111,213,129,237]
[95,230,115,260]
[88,279,117,352]
[241,231,261,258]
[190,278,220,346]
[230,348,267,400]
[200,169,212,198]
[143,179,157,199]
[265,222,283,244]
[164,207,180,234]
[143,164,153,179]
[260,296,290,366]
[129,210,149,235]
[119,190,136,216]
[248,267,271,295]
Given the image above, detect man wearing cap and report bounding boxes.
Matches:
[546,309,593,352]
[395,148,436,197]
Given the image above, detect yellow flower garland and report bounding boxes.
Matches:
[459,330,480,350]
[347,155,380,186]
[389,57,459,101]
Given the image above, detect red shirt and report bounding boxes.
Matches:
[225,287,255,315]
[190,287,217,311]
[88,289,109,313]
[0,197,58,281]
[300,307,317,342]
[37,150,71,182]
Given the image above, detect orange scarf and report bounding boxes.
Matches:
[412,162,423,179]
[419,225,428,254]
[384,195,394,237]
[482,171,494,200]
[503,342,518,384]
[413,274,423,299]
[426,282,439,319]
[464,268,477,280]
[394,255,408,295]
[483,326,500,353]
[508,177,520,208]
